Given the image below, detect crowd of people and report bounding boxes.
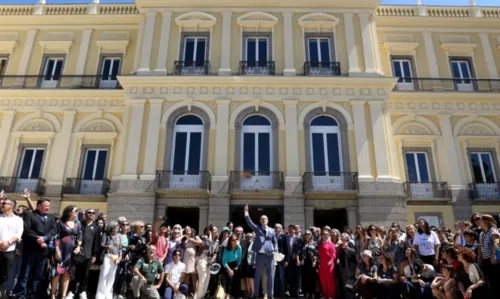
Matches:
[1,191,500,299]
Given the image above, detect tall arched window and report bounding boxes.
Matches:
[310,116,343,188]
[170,115,204,187]
[240,115,272,189]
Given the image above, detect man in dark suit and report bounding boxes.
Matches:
[244,204,277,299]
[273,224,289,299]
[286,224,302,299]
[13,199,56,299]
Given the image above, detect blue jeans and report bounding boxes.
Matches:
[6,251,22,291]
[13,251,47,298]
[163,284,188,299]
[403,281,433,299]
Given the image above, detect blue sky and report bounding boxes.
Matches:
[0,0,498,6]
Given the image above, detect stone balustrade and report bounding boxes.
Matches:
[377,5,500,18]
[0,3,138,16]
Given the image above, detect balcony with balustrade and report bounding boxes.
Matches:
[239,61,276,76]
[156,171,211,193]
[469,182,500,201]
[404,182,450,201]
[62,178,111,197]
[303,62,342,77]
[174,61,211,76]
[302,172,358,199]
[229,171,284,195]
[0,177,46,195]
[0,75,123,89]
[392,78,500,92]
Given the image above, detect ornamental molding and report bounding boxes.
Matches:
[237,12,279,30]
[39,40,73,55]
[175,12,217,31]
[383,42,419,55]
[440,42,477,57]
[0,97,124,110]
[388,100,500,116]
[298,13,340,31]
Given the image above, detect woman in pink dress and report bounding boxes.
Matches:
[318,227,337,299]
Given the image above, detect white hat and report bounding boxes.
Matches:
[210,263,221,275]
[272,252,285,262]
[362,250,373,259]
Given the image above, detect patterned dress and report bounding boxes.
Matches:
[51,221,82,278]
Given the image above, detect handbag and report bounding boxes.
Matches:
[56,263,66,275]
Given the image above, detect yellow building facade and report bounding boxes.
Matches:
[1,0,500,232]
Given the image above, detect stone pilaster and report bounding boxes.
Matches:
[304,206,314,230]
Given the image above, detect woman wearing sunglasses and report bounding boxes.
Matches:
[299,229,318,299]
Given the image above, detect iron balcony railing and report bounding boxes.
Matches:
[239,61,276,76]
[403,182,450,199]
[392,77,500,92]
[0,75,123,89]
[303,62,341,77]
[173,61,211,76]
[156,170,211,190]
[303,172,358,192]
[469,182,500,200]
[229,171,284,192]
[0,177,46,195]
[62,178,111,196]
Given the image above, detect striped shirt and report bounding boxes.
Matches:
[479,227,497,259]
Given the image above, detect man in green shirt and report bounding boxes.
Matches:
[132,245,165,299]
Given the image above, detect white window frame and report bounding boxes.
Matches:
[309,121,343,173]
[99,57,121,88]
[183,37,207,62]
[307,38,331,63]
[470,152,497,183]
[82,149,108,180]
[392,58,414,90]
[18,148,45,178]
[170,117,204,172]
[451,59,474,91]
[41,57,64,88]
[240,117,273,172]
[245,37,269,62]
[405,152,431,183]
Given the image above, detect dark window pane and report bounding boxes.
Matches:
[312,133,325,173]
[184,39,195,61]
[311,116,337,126]
[102,59,111,80]
[44,60,54,80]
[406,153,418,182]
[417,153,429,182]
[258,133,270,172]
[243,115,270,126]
[320,39,330,63]
[19,150,34,178]
[470,154,483,183]
[451,62,461,78]
[327,133,341,173]
[402,61,412,83]
[176,115,203,125]
[393,60,402,82]
[460,62,471,79]
[309,39,319,62]
[111,59,120,79]
[173,132,188,173]
[188,133,202,174]
[195,39,206,63]
[243,133,255,171]
[95,151,108,180]
[481,154,495,183]
[247,39,256,62]
[53,60,63,80]
[258,39,268,62]
[31,150,44,178]
[83,150,97,180]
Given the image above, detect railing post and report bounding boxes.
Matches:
[416,1,427,17]
[88,0,100,15]
[34,0,45,15]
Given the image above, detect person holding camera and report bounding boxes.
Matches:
[131,245,164,299]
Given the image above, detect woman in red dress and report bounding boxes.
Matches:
[318,227,337,299]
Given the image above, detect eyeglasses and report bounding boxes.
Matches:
[473,218,480,221]
[174,253,181,256]
[86,212,95,215]
[123,223,129,226]
[305,233,312,236]
[140,226,144,228]
[1,202,12,206]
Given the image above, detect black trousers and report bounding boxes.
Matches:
[300,263,316,296]
[286,260,301,298]
[0,251,14,292]
[73,258,93,294]
[221,261,241,298]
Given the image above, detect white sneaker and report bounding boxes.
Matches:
[79,291,88,299]
[64,292,74,299]
[117,296,125,299]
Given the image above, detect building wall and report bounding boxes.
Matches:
[1,1,500,232]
